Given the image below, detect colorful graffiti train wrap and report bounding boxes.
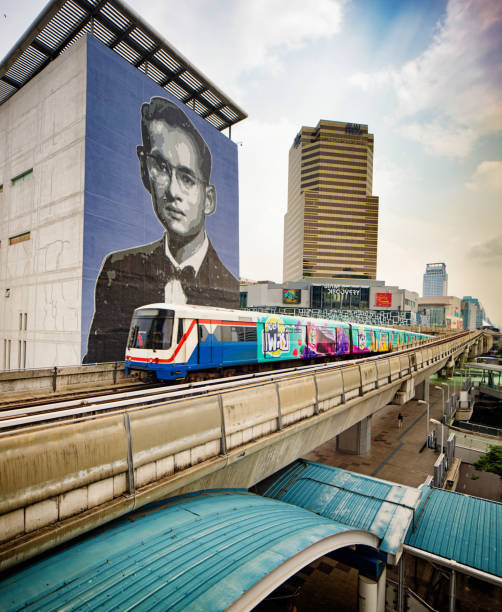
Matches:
[258,316,351,362]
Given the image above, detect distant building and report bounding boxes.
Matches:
[462,296,486,329]
[417,296,462,329]
[461,299,479,330]
[283,120,379,282]
[240,278,418,327]
[422,263,448,297]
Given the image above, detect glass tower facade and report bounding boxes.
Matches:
[283,120,379,282]
[422,263,448,297]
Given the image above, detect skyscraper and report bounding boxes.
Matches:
[283,120,379,281]
[422,263,448,297]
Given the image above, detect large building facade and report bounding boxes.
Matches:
[422,262,448,297]
[240,278,419,327]
[0,1,244,369]
[283,120,379,282]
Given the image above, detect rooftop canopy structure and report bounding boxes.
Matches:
[0,0,247,132]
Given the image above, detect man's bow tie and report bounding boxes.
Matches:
[172,265,196,289]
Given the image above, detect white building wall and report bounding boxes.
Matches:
[369,286,419,312]
[0,38,87,369]
[241,283,310,308]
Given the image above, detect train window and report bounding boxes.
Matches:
[199,325,209,342]
[219,326,232,342]
[177,319,184,343]
[215,324,257,342]
[245,327,257,342]
[127,309,174,350]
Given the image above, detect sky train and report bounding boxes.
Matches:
[124,304,431,381]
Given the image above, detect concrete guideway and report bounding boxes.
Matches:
[0,331,489,570]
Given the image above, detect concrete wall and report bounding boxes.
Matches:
[0,38,87,369]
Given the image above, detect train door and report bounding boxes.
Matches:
[210,321,223,365]
[198,320,213,366]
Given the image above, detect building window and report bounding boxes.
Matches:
[0,184,3,192]
[11,169,33,185]
[9,232,30,245]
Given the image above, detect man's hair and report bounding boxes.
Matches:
[140,97,212,182]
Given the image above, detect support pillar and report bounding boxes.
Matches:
[445,358,455,377]
[397,555,405,612]
[337,416,371,454]
[449,569,456,612]
[415,379,429,402]
[358,575,378,611]
[376,565,386,612]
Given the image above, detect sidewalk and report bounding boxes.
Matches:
[304,385,447,488]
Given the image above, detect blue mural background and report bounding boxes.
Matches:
[81,36,239,358]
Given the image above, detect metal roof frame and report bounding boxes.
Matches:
[0,0,247,131]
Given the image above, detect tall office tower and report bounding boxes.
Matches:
[283,120,379,281]
[423,263,448,297]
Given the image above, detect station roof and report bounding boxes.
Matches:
[0,0,247,131]
[405,486,502,578]
[264,459,421,560]
[466,362,502,373]
[0,490,376,611]
[2,465,499,608]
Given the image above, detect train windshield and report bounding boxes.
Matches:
[127,308,174,351]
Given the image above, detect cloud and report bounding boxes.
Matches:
[466,161,502,191]
[349,0,502,157]
[468,235,502,264]
[141,0,346,92]
[404,121,477,157]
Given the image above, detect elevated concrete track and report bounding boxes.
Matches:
[0,330,490,570]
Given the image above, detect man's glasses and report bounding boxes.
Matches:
[144,152,205,194]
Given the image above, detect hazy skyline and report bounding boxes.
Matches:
[1,0,501,324]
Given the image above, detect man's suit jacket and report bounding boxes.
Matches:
[83,236,239,363]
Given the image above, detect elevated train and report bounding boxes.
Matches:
[125,304,431,382]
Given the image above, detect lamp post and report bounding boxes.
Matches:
[434,385,445,420]
[441,382,450,401]
[430,418,444,454]
[441,382,450,418]
[418,399,430,442]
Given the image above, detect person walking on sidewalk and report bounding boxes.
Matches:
[398,413,404,429]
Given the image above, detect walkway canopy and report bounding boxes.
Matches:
[0,490,379,611]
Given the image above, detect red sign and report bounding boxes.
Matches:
[376,293,392,307]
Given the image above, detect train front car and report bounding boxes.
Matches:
[126,305,173,378]
[125,304,261,381]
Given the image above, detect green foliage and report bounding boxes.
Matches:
[473,445,502,477]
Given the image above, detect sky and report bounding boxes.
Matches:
[1,0,501,325]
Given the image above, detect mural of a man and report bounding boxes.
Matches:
[84,97,239,363]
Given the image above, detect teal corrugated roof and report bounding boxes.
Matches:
[264,460,420,557]
[0,490,361,612]
[405,486,502,577]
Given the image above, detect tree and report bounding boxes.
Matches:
[473,445,502,477]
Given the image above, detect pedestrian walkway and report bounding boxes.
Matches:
[305,385,447,488]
